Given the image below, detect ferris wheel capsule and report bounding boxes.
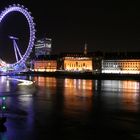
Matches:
[21,5,24,8]
[17,4,20,7]
[28,11,32,15]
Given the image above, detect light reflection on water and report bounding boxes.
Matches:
[0,76,140,139]
[100,80,140,112]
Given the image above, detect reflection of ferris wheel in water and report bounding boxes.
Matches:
[0,4,35,72]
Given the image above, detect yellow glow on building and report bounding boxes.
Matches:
[64,57,93,71]
[102,59,140,74]
[34,60,57,72]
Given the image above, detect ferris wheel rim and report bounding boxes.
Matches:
[0,4,36,67]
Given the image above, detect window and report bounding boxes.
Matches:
[83,63,85,66]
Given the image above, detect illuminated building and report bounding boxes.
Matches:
[102,59,140,74]
[101,52,140,74]
[34,55,57,72]
[61,53,93,72]
[59,44,95,72]
[35,37,52,57]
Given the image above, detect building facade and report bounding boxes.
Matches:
[61,53,93,72]
[102,59,140,74]
[34,55,57,72]
[34,60,57,72]
[64,57,93,71]
[35,37,52,57]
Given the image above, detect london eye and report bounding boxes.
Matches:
[0,4,36,73]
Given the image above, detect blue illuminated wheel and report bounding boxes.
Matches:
[0,4,35,70]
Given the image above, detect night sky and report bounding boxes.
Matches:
[0,0,140,62]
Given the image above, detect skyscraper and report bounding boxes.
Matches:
[35,37,52,57]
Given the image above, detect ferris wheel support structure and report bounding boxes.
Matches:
[9,36,23,62]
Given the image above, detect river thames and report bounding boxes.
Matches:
[0,76,140,140]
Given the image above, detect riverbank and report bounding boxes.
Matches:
[17,71,140,80]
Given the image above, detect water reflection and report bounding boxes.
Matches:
[101,80,140,93]
[0,76,13,93]
[0,76,36,140]
[34,77,57,87]
[0,76,140,139]
[63,79,93,118]
[34,77,94,119]
[64,79,93,90]
[101,80,140,111]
